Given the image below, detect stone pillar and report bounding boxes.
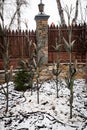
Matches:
[35,1,50,64]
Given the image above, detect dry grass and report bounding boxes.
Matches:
[0,64,86,83]
[38,64,86,81]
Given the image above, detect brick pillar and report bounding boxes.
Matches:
[35,7,50,64]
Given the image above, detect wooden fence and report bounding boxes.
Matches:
[0,30,36,69]
[0,23,87,69]
[48,23,87,63]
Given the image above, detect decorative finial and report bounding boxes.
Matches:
[40,0,42,3]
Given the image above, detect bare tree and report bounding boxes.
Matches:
[0,0,29,113]
[56,0,66,25]
[56,0,79,25]
[16,0,28,30]
[0,0,10,113]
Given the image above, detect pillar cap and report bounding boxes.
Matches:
[35,13,50,21]
[35,0,50,21]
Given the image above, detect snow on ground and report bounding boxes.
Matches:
[0,79,87,130]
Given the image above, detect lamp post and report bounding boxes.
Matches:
[38,0,44,14]
[85,5,87,22]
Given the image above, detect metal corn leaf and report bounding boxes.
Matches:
[32,42,37,49]
[63,37,71,53]
[63,37,69,48]
[0,12,3,21]
[56,44,61,52]
[33,58,37,68]
[52,45,56,50]
[70,40,75,51]
[52,44,61,52]
[37,56,43,67]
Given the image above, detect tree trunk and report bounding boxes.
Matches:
[16,0,21,30]
[56,0,66,25]
[72,0,79,24]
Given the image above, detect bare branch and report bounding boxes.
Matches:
[8,10,17,29]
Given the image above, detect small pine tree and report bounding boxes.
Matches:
[14,60,34,91]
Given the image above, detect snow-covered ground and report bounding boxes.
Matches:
[0,79,87,130]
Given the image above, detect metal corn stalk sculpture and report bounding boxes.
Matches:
[63,27,76,118]
[63,5,77,118]
[52,41,62,98]
[33,43,43,104]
